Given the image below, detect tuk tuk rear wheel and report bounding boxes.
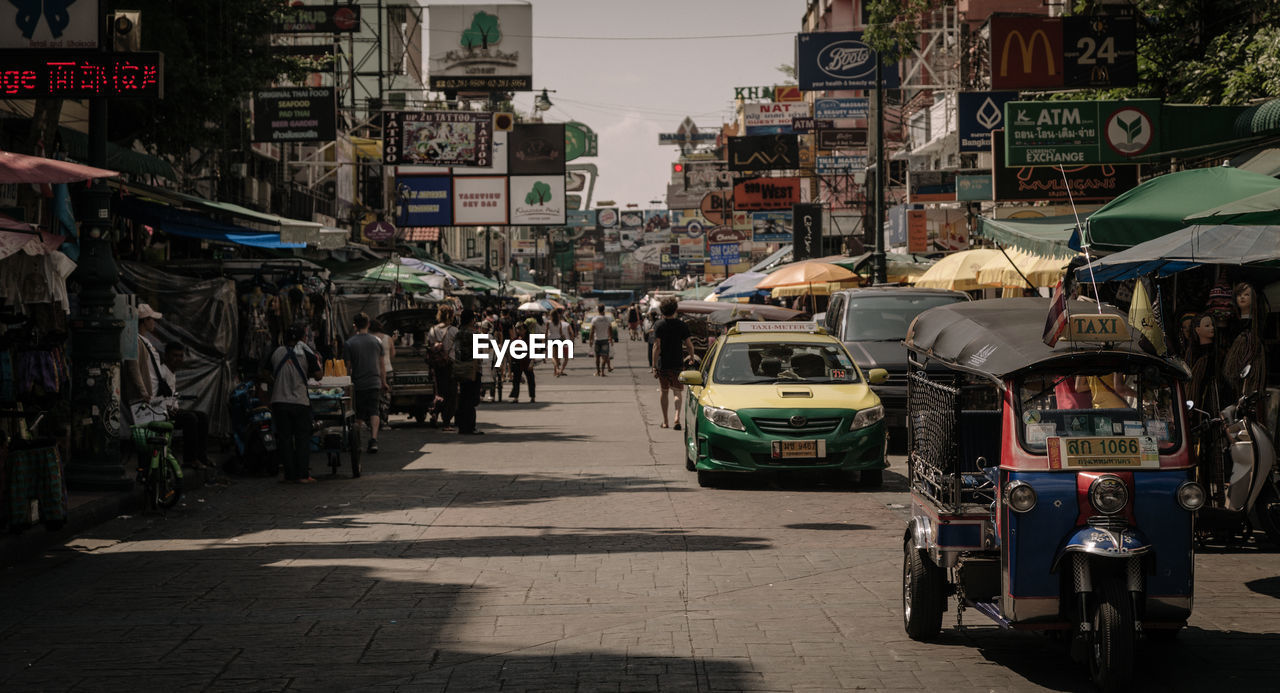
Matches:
[1089,578,1134,693]
[903,538,944,640]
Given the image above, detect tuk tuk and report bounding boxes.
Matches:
[901,298,1202,691]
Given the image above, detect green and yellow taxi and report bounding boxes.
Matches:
[680,322,889,487]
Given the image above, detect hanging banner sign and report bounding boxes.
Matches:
[992,130,1139,202]
[743,102,810,135]
[395,176,452,227]
[752,211,792,242]
[814,97,869,121]
[273,4,361,33]
[792,203,823,261]
[427,4,532,90]
[728,135,800,171]
[907,210,928,252]
[817,129,867,149]
[1004,99,1160,166]
[382,111,492,166]
[958,91,1017,152]
[252,87,336,143]
[796,31,899,90]
[734,177,801,211]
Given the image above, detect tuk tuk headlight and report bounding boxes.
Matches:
[1177,481,1206,511]
[703,405,744,431]
[1089,475,1129,515]
[1005,481,1037,513]
[850,404,884,430]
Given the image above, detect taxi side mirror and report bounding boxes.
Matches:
[866,368,889,385]
[678,370,703,386]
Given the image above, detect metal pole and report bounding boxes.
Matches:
[872,60,887,285]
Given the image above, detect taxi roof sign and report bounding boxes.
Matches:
[731,321,824,334]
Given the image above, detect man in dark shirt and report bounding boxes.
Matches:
[344,312,388,453]
[651,297,696,430]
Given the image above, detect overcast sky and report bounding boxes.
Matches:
[488,0,803,209]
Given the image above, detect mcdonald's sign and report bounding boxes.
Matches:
[990,15,1063,90]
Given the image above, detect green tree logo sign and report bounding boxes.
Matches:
[460,11,501,49]
[525,181,552,206]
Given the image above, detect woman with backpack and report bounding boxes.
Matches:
[426,305,458,431]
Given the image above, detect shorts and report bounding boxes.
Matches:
[354,388,380,420]
[657,369,682,390]
[629,321,639,329]
[594,339,611,356]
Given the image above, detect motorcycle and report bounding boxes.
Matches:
[227,380,277,476]
[1191,365,1280,546]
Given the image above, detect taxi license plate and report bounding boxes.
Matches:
[771,439,826,459]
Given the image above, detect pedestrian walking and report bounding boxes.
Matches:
[627,304,640,341]
[643,310,659,369]
[589,305,613,376]
[509,320,536,402]
[651,297,696,430]
[547,309,572,376]
[268,324,323,483]
[370,320,396,430]
[426,305,459,431]
[454,309,484,435]
[344,312,389,453]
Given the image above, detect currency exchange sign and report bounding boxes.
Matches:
[1003,99,1160,166]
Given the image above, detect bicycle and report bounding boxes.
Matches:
[131,404,183,511]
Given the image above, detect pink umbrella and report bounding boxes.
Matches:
[0,150,119,184]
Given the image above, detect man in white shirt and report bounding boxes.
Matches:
[589,305,615,377]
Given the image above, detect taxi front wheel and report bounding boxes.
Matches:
[861,469,883,488]
[697,470,720,487]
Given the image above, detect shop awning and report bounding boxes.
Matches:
[59,126,175,180]
[975,216,1083,260]
[1075,224,1280,282]
[116,197,304,249]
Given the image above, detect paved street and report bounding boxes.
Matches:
[2,340,1279,692]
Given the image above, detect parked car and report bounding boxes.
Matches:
[824,287,970,436]
[680,321,889,487]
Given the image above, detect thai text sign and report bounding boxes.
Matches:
[0,50,162,98]
[817,129,867,149]
[428,4,532,90]
[1004,99,1160,166]
[734,177,801,211]
[252,88,335,142]
[796,31,899,90]
[382,111,493,166]
[991,130,1138,202]
[743,102,809,135]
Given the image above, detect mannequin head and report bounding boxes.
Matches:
[1234,282,1255,318]
[1179,312,1196,346]
[1194,312,1215,345]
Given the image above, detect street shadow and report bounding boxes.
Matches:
[1245,575,1280,598]
[700,468,909,493]
[784,522,872,531]
[0,544,757,692]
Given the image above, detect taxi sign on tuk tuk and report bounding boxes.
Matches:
[1064,313,1126,342]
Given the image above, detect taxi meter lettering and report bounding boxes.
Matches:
[734,321,819,333]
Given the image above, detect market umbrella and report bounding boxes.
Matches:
[0,150,120,183]
[676,285,715,300]
[676,300,804,320]
[713,271,769,298]
[351,265,445,292]
[912,249,1005,290]
[1083,167,1280,252]
[974,249,1071,289]
[517,301,547,312]
[1183,186,1280,225]
[754,261,856,290]
[1075,224,1280,283]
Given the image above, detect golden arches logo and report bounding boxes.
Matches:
[999,29,1056,76]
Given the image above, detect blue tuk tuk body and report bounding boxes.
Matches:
[901,299,1201,691]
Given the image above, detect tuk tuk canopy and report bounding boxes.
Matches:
[904,298,1188,385]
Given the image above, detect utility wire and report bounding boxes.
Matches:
[506,31,795,41]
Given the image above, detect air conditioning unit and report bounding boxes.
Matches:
[387,91,406,109]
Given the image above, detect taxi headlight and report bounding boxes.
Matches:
[1089,475,1129,515]
[1177,481,1206,511]
[1005,481,1037,513]
[703,405,744,431]
[851,404,885,430]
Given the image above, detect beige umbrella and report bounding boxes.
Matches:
[974,249,1072,289]
[912,249,1006,290]
[755,261,857,312]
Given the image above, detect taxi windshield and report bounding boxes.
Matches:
[1015,366,1182,454]
[713,342,862,385]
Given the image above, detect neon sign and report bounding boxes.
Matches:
[0,51,163,98]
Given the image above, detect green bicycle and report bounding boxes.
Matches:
[132,421,183,510]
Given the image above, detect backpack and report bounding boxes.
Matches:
[425,326,453,369]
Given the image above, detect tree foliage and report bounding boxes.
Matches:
[864,0,932,63]
[105,0,309,171]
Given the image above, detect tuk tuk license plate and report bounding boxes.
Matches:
[771,439,826,459]
[1047,436,1159,469]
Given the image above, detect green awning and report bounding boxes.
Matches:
[1085,167,1280,252]
[1232,148,1280,178]
[1234,98,1280,138]
[975,216,1083,260]
[59,127,176,180]
[508,280,545,295]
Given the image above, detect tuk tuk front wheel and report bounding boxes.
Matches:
[903,538,944,640]
[1089,578,1135,692]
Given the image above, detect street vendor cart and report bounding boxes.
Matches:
[309,382,361,478]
